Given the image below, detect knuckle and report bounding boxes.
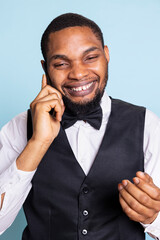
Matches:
[49,92,58,98]
[147,210,156,218]
[123,205,131,216]
[152,189,160,199]
[158,202,160,210]
[56,98,60,103]
[34,102,41,111]
[139,194,149,205]
[155,202,160,212]
[139,215,146,223]
[44,85,52,92]
[45,85,50,90]
[54,99,60,106]
[130,200,138,210]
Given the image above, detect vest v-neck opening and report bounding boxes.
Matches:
[60,99,114,179]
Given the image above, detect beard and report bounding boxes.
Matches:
[62,70,108,115]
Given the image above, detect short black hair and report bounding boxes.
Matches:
[41,13,104,61]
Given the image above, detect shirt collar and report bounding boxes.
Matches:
[100,91,111,125]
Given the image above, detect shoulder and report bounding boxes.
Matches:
[144,109,160,141]
[110,98,146,122]
[1,111,28,135]
[0,111,28,152]
[111,98,145,112]
[145,109,160,129]
[143,110,160,180]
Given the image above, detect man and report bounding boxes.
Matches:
[0,13,160,239]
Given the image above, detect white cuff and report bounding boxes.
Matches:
[0,161,36,194]
[141,212,160,239]
[0,161,35,233]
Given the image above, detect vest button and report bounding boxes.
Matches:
[83,210,88,216]
[83,187,89,194]
[82,229,88,235]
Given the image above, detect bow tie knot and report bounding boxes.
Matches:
[61,105,102,130]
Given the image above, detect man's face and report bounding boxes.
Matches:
[43,26,109,112]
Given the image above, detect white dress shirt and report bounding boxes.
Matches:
[0,92,160,239]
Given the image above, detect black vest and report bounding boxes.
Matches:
[22,98,145,240]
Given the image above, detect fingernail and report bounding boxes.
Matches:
[118,184,123,191]
[133,177,140,185]
[122,180,128,187]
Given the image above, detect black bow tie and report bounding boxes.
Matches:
[61,105,102,130]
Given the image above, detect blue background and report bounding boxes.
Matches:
[0,0,160,239]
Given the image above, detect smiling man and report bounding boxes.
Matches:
[42,22,109,114]
[0,13,160,240]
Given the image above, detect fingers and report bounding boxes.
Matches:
[118,181,157,214]
[118,180,150,210]
[34,93,61,104]
[39,99,63,121]
[29,75,65,145]
[118,174,160,224]
[133,176,160,201]
[136,171,153,184]
[30,75,64,121]
[34,75,62,102]
[31,93,64,122]
[119,190,159,224]
[35,85,62,102]
[119,193,149,223]
[119,179,160,209]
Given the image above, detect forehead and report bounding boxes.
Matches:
[47,26,102,59]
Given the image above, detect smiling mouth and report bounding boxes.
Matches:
[63,80,97,98]
[63,80,97,97]
[70,82,94,92]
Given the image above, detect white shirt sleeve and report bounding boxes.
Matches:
[142,109,160,239]
[0,112,35,235]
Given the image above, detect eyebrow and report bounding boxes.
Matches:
[83,46,100,54]
[49,46,101,61]
[50,54,68,61]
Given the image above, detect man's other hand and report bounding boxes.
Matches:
[118,171,160,224]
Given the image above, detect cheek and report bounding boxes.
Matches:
[49,69,66,89]
[89,59,107,74]
[95,62,108,88]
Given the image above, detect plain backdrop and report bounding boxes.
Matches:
[0,0,160,239]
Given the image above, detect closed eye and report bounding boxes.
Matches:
[54,62,69,69]
[85,55,99,61]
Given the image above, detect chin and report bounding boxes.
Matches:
[62,88,105,115]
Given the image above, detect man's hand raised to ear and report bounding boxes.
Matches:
[16,74,65,172]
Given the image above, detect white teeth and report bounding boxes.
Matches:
[71,82,93,92]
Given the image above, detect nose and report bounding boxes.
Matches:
[68,63,89,80]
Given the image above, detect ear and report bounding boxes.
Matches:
[104,45,110,63]
[41,60,47,72]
